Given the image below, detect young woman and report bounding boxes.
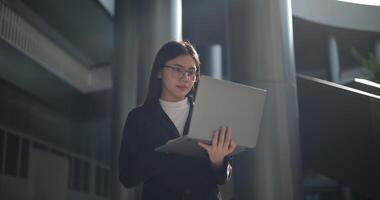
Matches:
[119,41,237,200]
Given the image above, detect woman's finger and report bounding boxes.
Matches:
[217,126,226,148]
[198,141,211,151]
[227,140,237,154]
[211,131,218,150]
[223,127,231,151]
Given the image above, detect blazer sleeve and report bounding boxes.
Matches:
[118,109,196,189]
[212,157,233,185]
[118,109,165,188]
[119,108,234,188]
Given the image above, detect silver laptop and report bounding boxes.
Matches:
[155,75,267,157]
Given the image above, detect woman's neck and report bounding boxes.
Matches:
[159,96,187,103]
[159,95,186,102]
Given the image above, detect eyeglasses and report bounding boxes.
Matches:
[163,65,198,82]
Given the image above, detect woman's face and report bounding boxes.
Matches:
[159,55,197,102]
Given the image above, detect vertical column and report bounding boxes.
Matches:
[113,0,140,200]
[328,35,340,83]
[198,44,223,79]
[138,0,182,104]
[227,0,302,200]
[341,187,353,200]
[209,45,223,79]
[113,1,182,200]
[375,40,380,60]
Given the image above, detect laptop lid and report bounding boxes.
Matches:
[188,75,266,149]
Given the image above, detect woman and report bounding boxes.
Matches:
[119,40,236,200]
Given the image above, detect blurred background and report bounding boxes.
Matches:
[0,0,379,200]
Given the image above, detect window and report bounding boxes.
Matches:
[5,133,19,176]
[68,157,90,193]
[83,161,90,192]
[96,166,110,197]
[19,139,29,178]
[0,129,4,174]
[73,158,81,190]
[96,166,101,196]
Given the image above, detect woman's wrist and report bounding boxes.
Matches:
[210,157,224,170]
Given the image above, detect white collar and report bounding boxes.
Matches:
[159,97,189,109]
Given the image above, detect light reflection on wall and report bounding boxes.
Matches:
[337,0,380,6]
[97,0,115,15]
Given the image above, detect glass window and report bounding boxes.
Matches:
[5,133,20,176]
[73,158,81,190]
[19,139,30,178]
[0,129,4,174]
[68,157,74,189]
[96,166,102,196]
[83,161,90,192]
[103,168,110,197]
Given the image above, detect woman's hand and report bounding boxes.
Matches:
[198,126,237,169]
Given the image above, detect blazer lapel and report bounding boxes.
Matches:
[148,100,181,139]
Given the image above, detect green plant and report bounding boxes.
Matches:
[351,48,380,84]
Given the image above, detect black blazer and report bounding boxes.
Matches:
[119,99,232,200]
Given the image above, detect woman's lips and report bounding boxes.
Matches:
[176,85,188,90]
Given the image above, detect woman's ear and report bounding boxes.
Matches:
[157,72,162,79]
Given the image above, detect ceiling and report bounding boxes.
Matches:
[19,0,114,69]
[0,0,114,120]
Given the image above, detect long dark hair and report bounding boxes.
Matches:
[144,40,200,105]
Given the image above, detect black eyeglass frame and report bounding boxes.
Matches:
[163,65,199,82]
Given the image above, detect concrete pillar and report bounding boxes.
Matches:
[198,44,223,79]
[328,35,340,83]
[138,0,182,103]
[113,0,140,199]
[341,187,353,200]
[375,40,380,60]
[113,0,182,200]
[227,0,302,200]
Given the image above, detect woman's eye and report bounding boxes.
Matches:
[188,71,196,75]
[174,68,182,72]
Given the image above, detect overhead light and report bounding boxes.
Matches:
[337,0,380,6]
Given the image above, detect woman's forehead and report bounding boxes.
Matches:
[166,55,197,69]
[168,64,197,71]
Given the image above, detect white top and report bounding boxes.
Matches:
[159,97,190,135]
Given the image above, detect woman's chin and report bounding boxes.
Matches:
[174,89,189,97]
